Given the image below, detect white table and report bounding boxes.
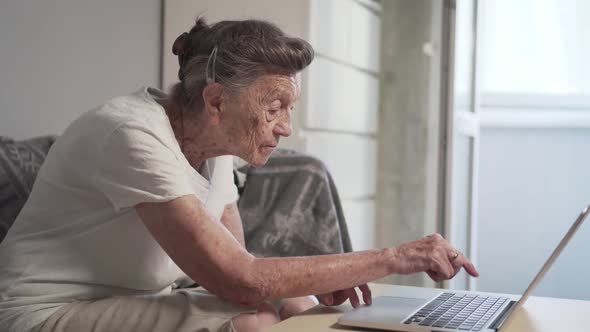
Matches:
[266,283,590,332]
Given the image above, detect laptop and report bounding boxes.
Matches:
[338,204,590,332]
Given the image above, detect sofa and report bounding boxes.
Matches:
[0,136,352,256]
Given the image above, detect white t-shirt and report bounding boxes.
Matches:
[0,87,239,332]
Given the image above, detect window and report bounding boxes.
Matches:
[458,0,590,301]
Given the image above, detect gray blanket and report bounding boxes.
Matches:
[238,149,352,257]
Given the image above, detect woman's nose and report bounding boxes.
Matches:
[274,111,292,137]
[274,119,292,137]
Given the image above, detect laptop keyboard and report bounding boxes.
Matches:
[403,292,510,331]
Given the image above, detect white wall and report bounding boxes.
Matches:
[304,0,380,251]
[0,0,161,139]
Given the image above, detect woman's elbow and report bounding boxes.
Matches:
[209,265,272,306]
[227,275,272,306]
[228,286,270,306]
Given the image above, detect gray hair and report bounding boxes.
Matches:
[172,18,314,109]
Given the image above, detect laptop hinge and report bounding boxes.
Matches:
[489,300,516,331]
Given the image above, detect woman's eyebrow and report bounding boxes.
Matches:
[262,89,283,103]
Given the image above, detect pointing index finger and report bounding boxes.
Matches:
[463,260,479,277]
[359,284,372,305]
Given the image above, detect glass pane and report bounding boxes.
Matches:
[454,0,475,112]
[479,0,590,95]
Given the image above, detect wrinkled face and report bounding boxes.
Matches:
[221,73,300,166]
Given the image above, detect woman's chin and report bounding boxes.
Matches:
[239,147,274,167]
[249,155,270,167]
[248,151,273,167]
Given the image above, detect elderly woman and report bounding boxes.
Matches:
[0,18,478,332]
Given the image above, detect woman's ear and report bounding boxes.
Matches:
[202,83,224,124]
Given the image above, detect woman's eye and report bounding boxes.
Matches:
[266,100,282,120]
[267,109,280,119]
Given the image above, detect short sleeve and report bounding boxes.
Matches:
[203,156,239,220]
[214,155,239,204]
[95,124,194,211]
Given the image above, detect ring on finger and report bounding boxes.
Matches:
[450,250,460,261]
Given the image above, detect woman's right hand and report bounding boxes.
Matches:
[390,233,479,281]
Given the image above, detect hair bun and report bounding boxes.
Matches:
[172,32,189,56]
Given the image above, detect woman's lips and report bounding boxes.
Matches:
[260,145,277,153]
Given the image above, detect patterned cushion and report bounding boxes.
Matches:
[0,136,56,242]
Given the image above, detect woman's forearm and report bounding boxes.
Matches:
[227,248,396,305]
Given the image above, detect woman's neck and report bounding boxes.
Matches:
[160,98,230,169]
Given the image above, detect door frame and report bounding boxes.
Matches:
[438,0,481,291]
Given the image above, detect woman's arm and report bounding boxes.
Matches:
[136,195,477,306]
